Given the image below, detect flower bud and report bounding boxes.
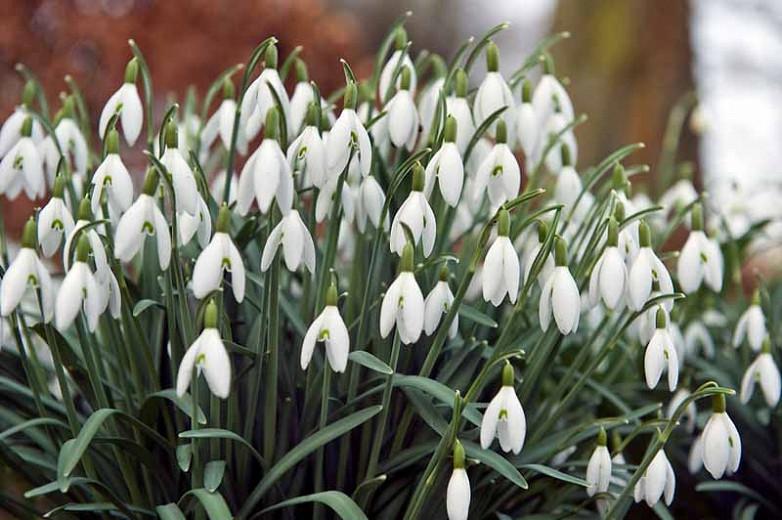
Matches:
[394,27,408,51]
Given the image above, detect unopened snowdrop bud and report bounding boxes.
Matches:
[379,242,425,344]
[539,237,581,334]
[516,80,538,159]
[446,439,470,520]
[191,205,245,302]
[474,120,520,207]
[56,234,104,331]
[480,362,526,454]
[523,220,555,288]
[176,299,231,399]
[390,163,436,257]
[733,292,766,351]
[386,67,419,151]
[633,443,675,507]
[301,282,350,372]
[628,220,673,311]
[677,203,723,293]
[37,175,75,257]
[261,208,316,274]
[287,103,326,189]
[0,81,44,158]
[379,27,417,100]
[667,388,696,433]
[740,339,780,407]
[424,115,463,206]
[90,129,133,219]
[700,394,741,479]
[424,266,458,337]
[586,427,612,497]
[0,116,44,200]
[325,81,372,179]
[644,307,679,391]
[114,168,171,270]
[474,41,515,144]
[0,218,53,321]
[98,58,143,146]
[589,218,627,310]
[482,209,520,306]
[160,121,199,216]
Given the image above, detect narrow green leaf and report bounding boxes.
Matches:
[349,351,393,375]
[0,418,68,441]
[142,390,208,425]
[185,489,233,520]
[156,503,187,520]
[458,304,498,328]
[260,491,368,520]
[133,298,164,317]
[521,463,589,487]
[463,441,528,489]
[179,428,265,468]
[396,375,482,426]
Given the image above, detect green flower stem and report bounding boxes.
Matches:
[263,246,281,463]
[128,40,155,154]
[9,313,52,430]
[313,365,332,520]
[190,372,204,503]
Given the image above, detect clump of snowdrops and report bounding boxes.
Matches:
[0,16,776,519]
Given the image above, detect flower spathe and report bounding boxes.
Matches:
[261,209,315,274]
[480,363,526,454]
[740,343,780,407]
[301,285,349,373]
[483,210,520,306]
[633,447,675,507]
[700,395,741,479]
[0,220,53,322]
[99,59,143,146]
[539,237,580,334]
[380,244,424,345]
[176,301,231,399]
[586,428,611,497]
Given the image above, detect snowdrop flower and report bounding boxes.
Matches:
[473,42,515,144]
[417,63,445,142]
[480,362,526,454]
[667,388,696,433]
[261,208,315,274]
[446,440,470,520]
[612,201,639,263]
[688,434,704,474]
[700,394,741,479]
[287,103,326,189]
[240,44,291,141]
[733,293,766,351]
[288,60,335,135]
[644,307,679,391]
[176,300,231,399]
[55,234,106,332]
[424,267,458,338]
[379,243,425,344]
[326,82,372,179]
[628,221,673,311]
[37,175,75,258]
[389,163,436,257]
[90,129,133,218]
[540,237,581,334]
[444,69,476,154]
[589,218,627,310]
[522,221,555,289]
[586,428,612,497]
[483,209,520,306]
[355,175,387,233]
[0,81,43,157]
[659,178,697,218]
[200,78,247,155]
[554,146,584,213]
[378,28,417,101]
[114,169,171,270]
[516,80,538,161]
[532,59,574,132]
[678,204,723,293]
[99,58,143,146]
[237,107,294,215]
[633,445,675,507]
[178,195,211,248]
[192,206,245,302]
[473,120,520,208]
[41,98,89,185]
[424,116,464,207]
[209,170,238,205]
[301,283,349,372]
[63,200,111,278]
[385,67,419,151]
[160,122,199,216]
[536,101,578,173]
[683,321,715,360]
[740,339,780,407]
[0,219,53,322]
[0,117,45,200]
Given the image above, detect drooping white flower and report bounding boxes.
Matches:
[667,388,696,433]
[261,209,315,274]
[700,395,741,479]
[532,66,574,133]
[424,117,464,207]
[63,201,111,281]
[521,221,555,289]
[688,433,704,474]
[326,83,372,179]
[678,204,723,293]
[418,75,444,142]
[536,104,578,173]
[113,171,171,270]
[0,117,44,200]
[379,31,417,101]
[237,108,293,216]
[659,179,697,218]
[98,58,143,146]
[644,307,679,391]
[288,61,335,135]
[201,79,247,155]
[287,113,326,189]
[90,130,133,218]
[176,300,231,399]
[239,45,292,141]
[540,238,581,335]
[209,170,238,205]
[589,218,627,310]
[0,220,53,322]
[480,362,526,454]
[628,221,673,311]
[315,172,356,224]
[473,121,520,208]
[160,122,199,217]
[41,101,88,185]
[554,147,590,221]
[356,175,387,233]
[683,321,715,361]
[178,194,212,248]
[473,42,515,145]
[483,209,520,306]
[190,207,244,302]
[733,298,766,352]
[385,66,419,151]
[446,440,470,520]
[301,284,349,373]
[443,69,476,155]
[55,235,106,332]
[740,342,780,407]
[586,428,612,497]
[37,176,75,258]
[379,243,424,345]
[633,447,675,507]
[0,83,44,157]
[424,269,457,338]
[516,80,538,161]
[389,164,436,257]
